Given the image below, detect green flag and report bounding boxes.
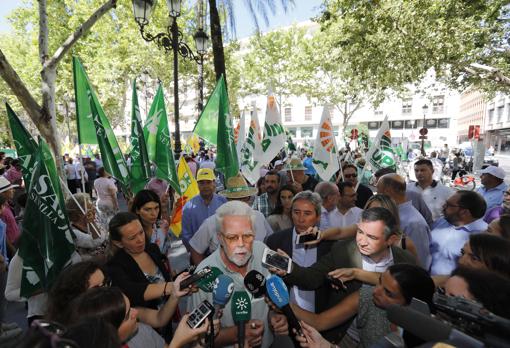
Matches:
[129,80,151,194]
[6,103,38,188]
[19,138,76,298]
[285,128,296,152]
[193,75,225,146]
[87,89,131,196]
[365,116,396,171]
[144,85,180,194]
[211,76,239,180]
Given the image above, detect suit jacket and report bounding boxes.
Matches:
[107,243,171,309]
[284,238,416,340]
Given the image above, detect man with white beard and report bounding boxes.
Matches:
[187,201,288,348]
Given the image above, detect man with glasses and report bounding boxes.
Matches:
[429,190,487,276]
[341,164,373,209]
[330,182,363,228]
[188,201,287,348]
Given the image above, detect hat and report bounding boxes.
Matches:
[219,174,257,199]
[480,165,506,180]
[0,176,19,193]
[196,168,216,182]
[274,160,283,167]
[284,157,306,171]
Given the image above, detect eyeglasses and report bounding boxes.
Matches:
[460,248,481,262]
[444,201,464,209]
[222,233,255,243]
[31,320,79,348]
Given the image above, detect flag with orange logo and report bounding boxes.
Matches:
[170,157,199,236]
[312,105,339,181]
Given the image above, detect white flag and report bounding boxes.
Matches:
[260,92,286,165]
[365,115,396,170]
[312,106,339,181]
[239,104,264,184]
[236,111,246,167]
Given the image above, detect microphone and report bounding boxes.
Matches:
[386,305,483,346]
[212,274,234,319]
[265,275,303,337]
[231,291,251,348]
[244,270,266,298]
[197,266,223,292]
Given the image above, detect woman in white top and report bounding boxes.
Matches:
[94,167,119,227]
[266,185,297,233]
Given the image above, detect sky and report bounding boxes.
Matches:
[0,0,323,36]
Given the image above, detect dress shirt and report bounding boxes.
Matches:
[398,201,432,269]
[361,247,394,272]
[252,192,274,218]
[405,190,433,226]
[319,206,335,230]
[477,182,508,212]
[181,193,227,243]
[408,181,454,223]
[291,228,317,312]
[329,206,363,228]
[429,218,487,275]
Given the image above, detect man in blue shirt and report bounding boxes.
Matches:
[429,190,487,275]
[477,165,507,211]
[182,168,227,251]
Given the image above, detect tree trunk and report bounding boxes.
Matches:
[208,0,227,87]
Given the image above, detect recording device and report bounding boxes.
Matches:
[197,266,223,293]
[187,300,214,329]
[212,274,235,319]
[261,248,292,273]
[326,275,347,291]
[180,266,213,290]
[231,291,251,348]
[244,270,267,298]
[265,275,303,337]
[296,231,320,244]
[386,294,510,348]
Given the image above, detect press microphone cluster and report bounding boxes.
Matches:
[231,291,252,348]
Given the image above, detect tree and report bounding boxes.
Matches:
[318,0,510,98]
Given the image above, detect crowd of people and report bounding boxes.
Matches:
[0,147,509,347]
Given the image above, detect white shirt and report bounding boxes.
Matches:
[291,228,317,312]
[94,177,117,207]
[361,247,394,272]
[408,181,454,223]
[329,206,363,228]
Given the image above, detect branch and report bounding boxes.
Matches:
[38,0,49,65]
[0,49,43,122]
[43,0,117,70]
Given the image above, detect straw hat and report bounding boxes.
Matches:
[219,174,258,199]
[284,157,306,171]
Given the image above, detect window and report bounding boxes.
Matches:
[488,109,494,124]
[333,127,339,136]
[497,106,504,122]
[438,118,449,128]
[288,128,297,137]
[368,121,381,130]
[305,106,312,121]
[507,104,510,121]
[391,120,404,129]
[402,99,412,114]
[374,110,383,117]
[301,127,313,138]
[284,107,292,122]
[405,120,417,129]
[432,95,445,114]
[425,119,438,128]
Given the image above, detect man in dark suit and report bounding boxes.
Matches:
[276,207,416,341]
[265,190,334,314]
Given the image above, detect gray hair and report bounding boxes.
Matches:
[314,182,338,200]
[292,190,322,217]
[215,200,257,234]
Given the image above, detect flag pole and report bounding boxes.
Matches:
[78,143,91,237]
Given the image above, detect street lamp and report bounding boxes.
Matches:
[132,0,209,155]
[420,104,429,156]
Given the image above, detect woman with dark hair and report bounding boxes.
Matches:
[293,263,435,348]
[130,189,170,256]
[94,167,118,226]
[256,176,266,196]
[487,214,510,240]
[266,185,296,232]
[458,233,510,279]
[445,267,510,319]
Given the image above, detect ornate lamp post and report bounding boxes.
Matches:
[132,0,209,155]
[420,104,429,156]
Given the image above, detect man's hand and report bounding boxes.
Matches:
[267,249,292,277]
[245,319,264,347]
[301,226,322,246]
[169,314,209,348]
[328,268,357,283]
[269,312,289,336]
[295,320,331,348]
[172,272,197,297]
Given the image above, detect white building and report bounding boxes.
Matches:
[485,93,510,152]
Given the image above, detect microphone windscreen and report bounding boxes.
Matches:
[198,266,223,293]
[244,270,266,298]
[231,291,252,323]
[265,275,290,308]
[212,274,234,307]
[387,305,451,342]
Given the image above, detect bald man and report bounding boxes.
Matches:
[377,173,431,269]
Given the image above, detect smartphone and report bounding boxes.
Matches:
[186,300,214,329]
[261,248,292,273]
[180,266,212,290]
[296,231,320,244]
[327,275,347,291]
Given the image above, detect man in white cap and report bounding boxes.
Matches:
[477,165,508,211]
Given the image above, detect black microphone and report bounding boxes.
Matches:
[244,270,266,298]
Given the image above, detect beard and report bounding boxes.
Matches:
[225,246,252,267]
